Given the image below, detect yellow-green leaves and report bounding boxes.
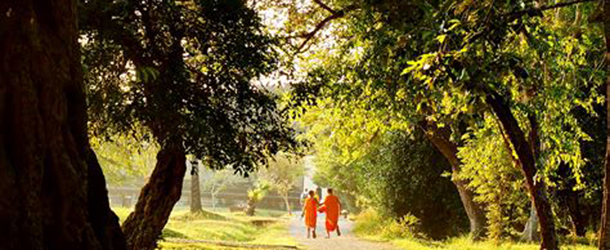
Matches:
[436,34,448,44]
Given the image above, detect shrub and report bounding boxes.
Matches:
[382,214,421,239]
[353,209,422,240]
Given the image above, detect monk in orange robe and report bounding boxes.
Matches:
[323,188,342,238]
[301,190,318,238]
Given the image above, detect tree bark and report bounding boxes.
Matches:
[0,1,126,249]
[121,144,186,250]
[485,91,558,250]
[190,160,203,213]
[283,194,292,215]
[421,123,487,239]
[520,114,542,242]
[247,199,256,216]
[598,1,610,248]
[87,149,128,250]
[521,202,541,242]
[564,189,586,237]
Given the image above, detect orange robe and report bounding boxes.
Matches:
[304,197,318,228]
[323,195,340,232]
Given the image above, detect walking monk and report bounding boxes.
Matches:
[301,190,318,238]
[323,188,342,238]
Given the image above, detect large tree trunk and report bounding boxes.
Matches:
[122,144,186,250]
[190,160,203,213]
[485,92,558,250]
[0,1,126,249]
[598,1,610,248]
[422,123,487,239]
[87,149,128,250]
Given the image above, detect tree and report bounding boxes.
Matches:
[0,1,125,249]
[597,0,610,248]
[189,159,203,213]
[201,168,241,210]
[274,0,599,249]
[457,115,530,241]
[80,1,298,249]
[278,0,489,237]
[299,100,468,238]
[405,3,601,249]
[259,153,305,215]
[246,181,271,216]
[280,1,603,248]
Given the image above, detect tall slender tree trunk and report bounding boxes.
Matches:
[0,1,126,249]
[122,143,186,250]
[598,1,610,248]
[212,192,217,210]
[564,189,586,237]
[485,92,558,250]
[422,123,487,239]
[190,160,202,213]
[283,194,292,215]
[520,114,542,242]
[522,202,541,242]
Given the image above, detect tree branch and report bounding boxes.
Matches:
[466,0,593,45]
[313,0,339,15]
[506,0,595,20]
[294,4,358,54]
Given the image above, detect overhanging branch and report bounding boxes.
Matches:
[506,0,595,20]
[293,3,358,54]
[313,0,339,15]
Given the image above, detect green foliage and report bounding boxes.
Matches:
[354,211,597,250]
[247,181,271,203]
[353,209,422,240]
[112,207,296,249]
[457,115,529,240]
[359,131,467,239]
[258,152,305,201]
[201,169,241,203]
[278,0,606,242]
[80,0,299,175]
[302,101,468,239]
[91,132,157,186]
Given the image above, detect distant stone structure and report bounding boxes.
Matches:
[108,175,304,211]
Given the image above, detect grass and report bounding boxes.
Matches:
[352,209,597,250]
[384,236,597,250]
[111,207,295,250]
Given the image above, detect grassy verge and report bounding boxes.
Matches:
[352,209,597,250]
[111,207,296,250]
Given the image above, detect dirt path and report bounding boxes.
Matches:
[288,213,396,250]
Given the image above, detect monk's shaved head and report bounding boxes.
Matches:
[327,188,333,194]
[309,190,315,197]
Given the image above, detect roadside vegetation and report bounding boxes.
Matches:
[352,210,597,250]
[112,207,296,250]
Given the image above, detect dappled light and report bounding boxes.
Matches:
[1,0,610,250]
